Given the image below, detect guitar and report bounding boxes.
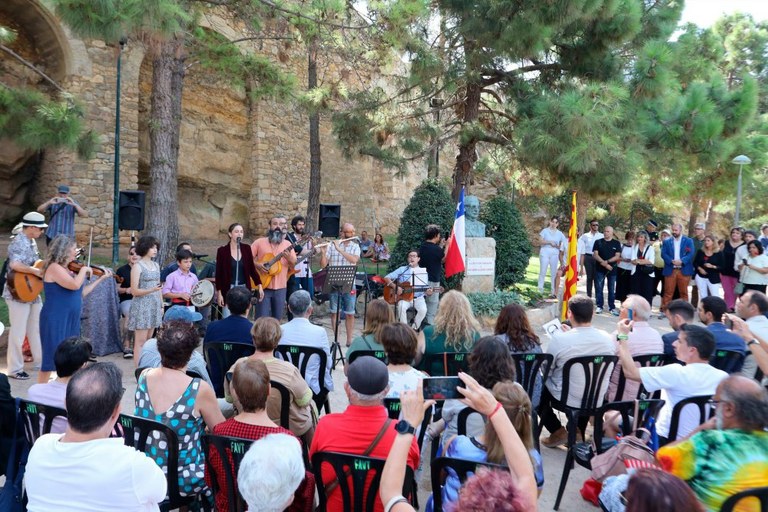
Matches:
[383,282,444,305]
[7,260,44,302]
[256,234,312,288]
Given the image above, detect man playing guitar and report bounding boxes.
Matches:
[286,215,314,310]
[251,215,297,320]
[384,250,434,330]
[3,212,46,380]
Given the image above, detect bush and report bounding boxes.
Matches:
[390,179,455,275]
[467,290,525,317]
[480,195,532,288]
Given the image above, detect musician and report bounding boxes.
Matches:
[3,212,46,380]
[116,246,139,359]
[39,235,111,384]
[319,222,361,347]
[160,241,198,281]
[419,224,448,325]
[215,223,263,317]
[384,250,432,330]
[286,215,314,319]
[36,184,86,245]
[251,215,297,321]
[162,249,199,306]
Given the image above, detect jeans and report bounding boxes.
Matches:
[594,268,617,310]
[256,288,288,320]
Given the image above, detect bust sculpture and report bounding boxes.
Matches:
[465,195,486,237]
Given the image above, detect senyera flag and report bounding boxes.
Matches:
[445,187,466,278]
[561,191,578,320]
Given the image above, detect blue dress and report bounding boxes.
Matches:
[39,281,82,371]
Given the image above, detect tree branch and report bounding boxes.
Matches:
[254,0,370,30]
[0,43,65,93]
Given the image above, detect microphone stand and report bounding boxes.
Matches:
[235,237,241,288]
[357,240,374,330]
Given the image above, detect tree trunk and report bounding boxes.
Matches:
[146,38,185,265]
[687,196,701,237]
[451,70,481,200]
[306,39,321,235]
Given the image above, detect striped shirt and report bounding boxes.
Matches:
[45,203,78,238]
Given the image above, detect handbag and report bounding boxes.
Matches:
[637,246,654,275]
[734,266,746,295]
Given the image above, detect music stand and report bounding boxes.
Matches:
[322,264,358,371]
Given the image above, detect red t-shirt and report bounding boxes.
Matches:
[309,405,421,512]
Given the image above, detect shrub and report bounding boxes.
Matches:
[467,290,525,317]
[480,195,532,288]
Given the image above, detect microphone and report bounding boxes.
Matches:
[192,253,208,259]
[236,237,242,243]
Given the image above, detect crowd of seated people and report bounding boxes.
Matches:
[4,286,768,512]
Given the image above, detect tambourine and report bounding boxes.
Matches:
[190,280,214,307]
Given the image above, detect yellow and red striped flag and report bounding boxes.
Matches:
[562,191,578,320]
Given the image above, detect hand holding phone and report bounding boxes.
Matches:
[422,377,465,400]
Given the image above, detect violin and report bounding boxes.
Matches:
[67,261,123,284]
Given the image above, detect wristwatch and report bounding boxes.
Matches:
[748,339,759,347]
[395,419,416,436]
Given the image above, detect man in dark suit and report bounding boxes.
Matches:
[661,223,695,310]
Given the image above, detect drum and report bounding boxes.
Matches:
[191,280,215,307]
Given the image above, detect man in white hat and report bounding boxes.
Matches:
[3,212,47,379]
[37,184,86,245]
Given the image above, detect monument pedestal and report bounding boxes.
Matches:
[463,237,496,293]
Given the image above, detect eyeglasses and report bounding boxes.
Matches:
[708,399,729,410]
[591,224,599,227]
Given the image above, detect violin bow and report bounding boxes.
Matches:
[86,227,93,278]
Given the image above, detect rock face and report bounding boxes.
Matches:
[0,140,40,226]
[2,1,428,244]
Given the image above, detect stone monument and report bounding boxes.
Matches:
[462,195,496,293]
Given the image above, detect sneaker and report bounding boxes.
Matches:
[657,313,666,320]
[123,349,133,360]
[541,427,568,448]
[595,307,603,314]
[11,371,30,380]
[610,309,620,316]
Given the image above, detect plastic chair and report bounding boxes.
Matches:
[710,349,746,374]
[422,352,470,376]
[663,394,714,444]
[204,342,256,397]
[204,434,253,512]
[549,354,618,510]
[311,451,414,512]
[511,352,554,450]
[18,399,68,444]
[456,407,483,437]
[347,349,387,365]
[117,413,197,511]
[430,456,507,512]
[609,353,666,402]
[274,344,331,414]
[134,367,206,382]
[269,380,291,430]
[720,486,768,512]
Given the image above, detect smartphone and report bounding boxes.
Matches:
[627,309,634,321]
[724,314,733,329]
[422,377,465,400]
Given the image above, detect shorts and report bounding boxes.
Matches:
[329,291,356,314]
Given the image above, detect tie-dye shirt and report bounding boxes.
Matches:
[657,429,768,512]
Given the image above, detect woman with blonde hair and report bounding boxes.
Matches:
[346,298,393,360]
[416,290,480,375]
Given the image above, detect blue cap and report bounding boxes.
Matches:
[163,305,202,323]
[58,185,70,193]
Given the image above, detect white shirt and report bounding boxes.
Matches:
[618,244,635,271]
[742,254,768,285]
[539,228,566,253]
[742,315,768,380]
[630,244,655,275]
[578,231,604,258]
[733,244,749,272]
[25,434,167,512]
[639,363,727,439]
[325,241,361,267]
[673,236,682,261]
[279,317,334,394]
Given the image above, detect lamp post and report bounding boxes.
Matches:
[112,37,127,266]
[731,154,751,227]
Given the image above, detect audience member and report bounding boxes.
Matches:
[25,363,167,511]
[693,234,724,300]
[661,299,695,359]
[734,290,768,380]
[615,321,727,442]
[727,313,768,382]
[740,240,768,294]
[539,294,614,448]
[661,223,695,309]
[278,290,334,396]
[0,373,15,476]
[381,323,426,398]
[379,375,537,512]
[698,296,747,357]
[310,356,420,512]
[208,359,314,512]
[416,290,481,375]
[657,375,768,512]
[237,433,308,512]
[493,303,543,406]
[135,320,224,497]
[115,245,139,358]
[27,337,94,433]
[592,226,622,314]
[600,468,704,512]
[225,317,316,444]
[204,287,253,345]
[721,227,745,311]
[346,298,392,362]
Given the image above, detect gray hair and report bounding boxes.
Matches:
[348,387,388,405]
[720,376,768,431]
[43,235,76,274]
[237,433,305,512]
[624,295,651,321]
[288,290,312,316]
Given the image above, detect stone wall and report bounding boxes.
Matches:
[3,0,427,245]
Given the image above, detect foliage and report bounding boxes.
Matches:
[479,195,532,288]
[467,290,524,318]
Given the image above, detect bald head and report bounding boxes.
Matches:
[717,375,768,431]
[341,223,355,237]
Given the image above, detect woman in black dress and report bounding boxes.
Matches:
[630,231,655,306]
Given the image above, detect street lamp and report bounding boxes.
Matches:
[112,37,127,266]
[731,154,751,227]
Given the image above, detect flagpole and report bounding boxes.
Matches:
[562,191,578,320]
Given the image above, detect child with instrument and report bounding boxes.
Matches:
[384,250,438,331]
[162,249,199,307]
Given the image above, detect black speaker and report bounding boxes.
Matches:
[319,204,341,238]
[118,190,145,231]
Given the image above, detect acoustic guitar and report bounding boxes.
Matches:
[256,234,311,288]
[383,282,444,305]
[7,260,44,302]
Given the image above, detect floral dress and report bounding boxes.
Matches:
[135,372,207,497]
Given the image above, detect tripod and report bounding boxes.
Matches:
[322,265,357,371]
